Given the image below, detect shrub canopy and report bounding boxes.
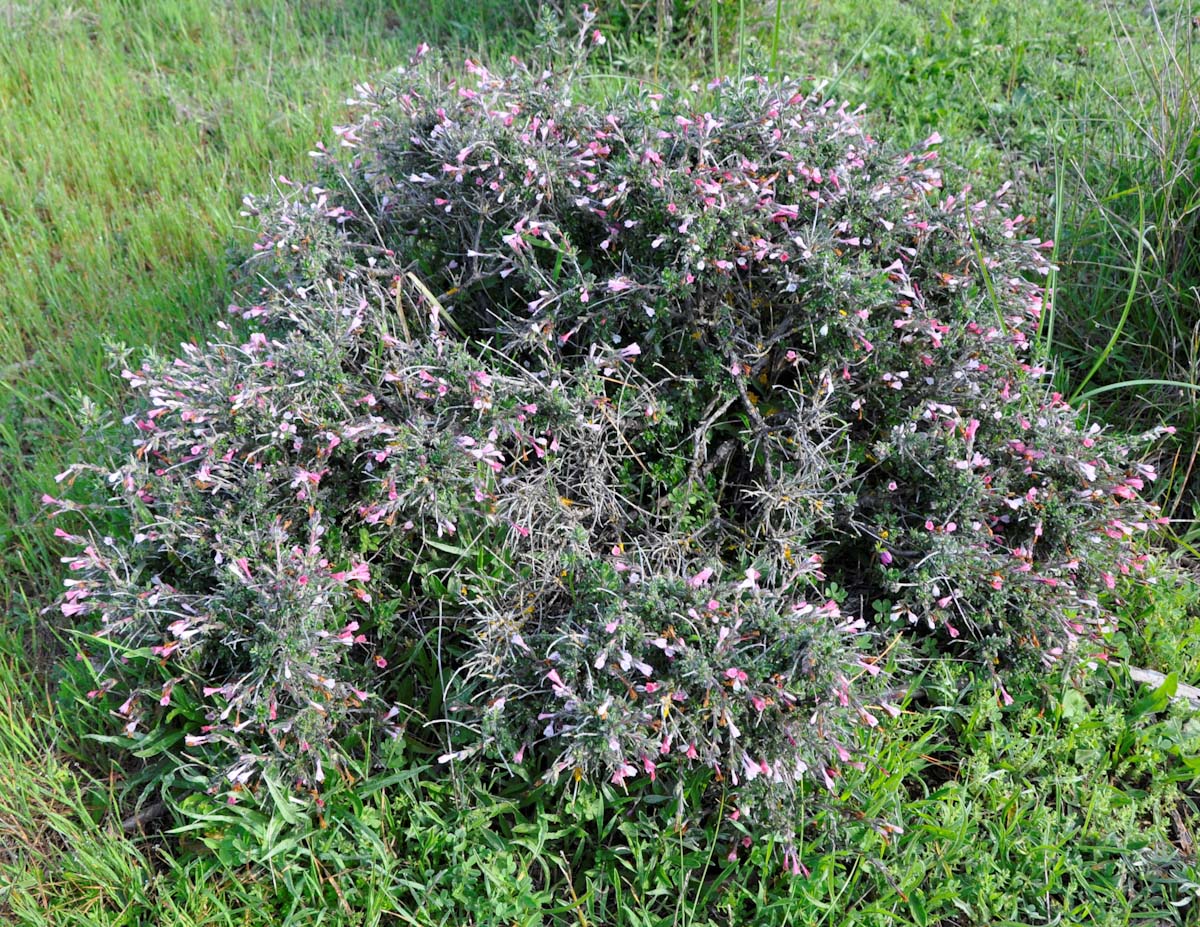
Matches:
[53,24,1164,846]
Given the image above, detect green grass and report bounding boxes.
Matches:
[2,1,1200,924]
[7,638,1199,924]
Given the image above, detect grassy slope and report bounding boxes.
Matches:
[1,1,1198,924]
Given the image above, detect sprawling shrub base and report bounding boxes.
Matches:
[51,21,1166,854]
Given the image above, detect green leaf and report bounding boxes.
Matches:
[908,890,929,926]
[262,770,302,825]
[424,538,472,557]
[1060,688,1089,722]
[1158,671,1179,700]
[1130,671,1177,717]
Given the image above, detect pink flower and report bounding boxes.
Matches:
[688,567,714,588]
[546,669,568,695]
[611,762,638,787]
[331,561,371,583]
[783,846,810,877]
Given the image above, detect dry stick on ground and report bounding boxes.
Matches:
[120,800,167,833]
[1127,666,1200,707]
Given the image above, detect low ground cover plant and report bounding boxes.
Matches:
[49,15,1175,868]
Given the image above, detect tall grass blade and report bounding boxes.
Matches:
[1069,189,1145,403]
[1038,151,1067,363]
[769,0,783,79]
[1074,378,1200,402]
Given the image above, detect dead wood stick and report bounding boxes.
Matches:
[120,800,167,833]
[1128,665,1200,708]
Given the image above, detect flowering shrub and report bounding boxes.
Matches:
[468,565,876,789]
[51,17,1166,853]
